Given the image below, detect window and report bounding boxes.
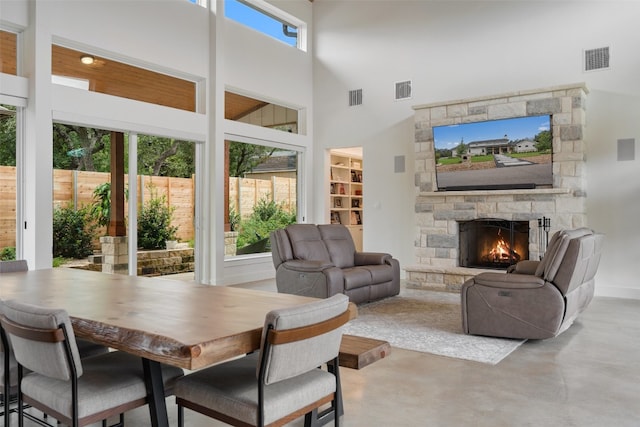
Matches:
[225,0,303,49]
[50,124,198,278]
[225,139,298,258]
[51,45,197,112]
[0,105,18,260]
[225,91,300,134]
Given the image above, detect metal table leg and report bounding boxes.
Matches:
[142,359,169,427]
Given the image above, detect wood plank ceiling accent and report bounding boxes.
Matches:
[225,92,269,120]
[0,31,17,75]
[52,45,197,112]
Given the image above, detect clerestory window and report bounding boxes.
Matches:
[225,0,304,50]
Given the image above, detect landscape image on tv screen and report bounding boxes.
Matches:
[433,115,552,191]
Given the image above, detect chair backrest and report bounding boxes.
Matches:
[535,228,593,280]
[0,299,83,380]
[258,293,349,385]
[318,224,356,268]
[553,233,604,295]
[0,260,28,273]
[285,224,332,264]
[270,224,356,269]
[270,228,293,269]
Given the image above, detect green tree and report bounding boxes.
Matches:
[534,130,552,152]
[0,107,17,166]
[52,125,196,178]
[455,142,467,157]
[137,135,195,178]
[228,141,276,177]
[53,124,110,171]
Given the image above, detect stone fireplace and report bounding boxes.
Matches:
[406,83,588,292]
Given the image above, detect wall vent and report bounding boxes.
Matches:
[584,46,610,71]
[348,89,363,106]
[395,80,412,100]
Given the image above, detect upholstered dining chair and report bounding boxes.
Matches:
[0,299,184,427]
[1,260,29,427]
[174,293,351,427]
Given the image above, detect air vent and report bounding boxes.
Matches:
[395,80,412,100]
[348,89,363,106]
[584,47,610,71]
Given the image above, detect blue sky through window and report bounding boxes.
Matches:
[225,0,297,47]
[434,115,551,150]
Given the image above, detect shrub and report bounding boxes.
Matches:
[89,182,129,232]
[89,182,113,229]
[137,195,178,250]
[53,204,95,259]
[0,246,16,261]
[236,199,296,249]
[228,206,241,232]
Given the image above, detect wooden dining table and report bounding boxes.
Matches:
[0,268,355,427]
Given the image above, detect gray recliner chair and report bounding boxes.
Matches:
[270,224,400,304]
[461,228,604,339]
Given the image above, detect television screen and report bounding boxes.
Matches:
[433,115,552,191]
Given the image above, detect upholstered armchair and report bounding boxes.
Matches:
[461,228,604,340]
[270,224,400,304]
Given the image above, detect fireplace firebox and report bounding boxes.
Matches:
[459,219,529,269]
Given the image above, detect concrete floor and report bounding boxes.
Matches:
[17,278,640,426]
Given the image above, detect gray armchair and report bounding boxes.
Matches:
[461,228,604,339]
[270,224,400,304]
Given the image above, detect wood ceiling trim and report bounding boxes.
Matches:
[0,31,18,75]
[52,45,197,112]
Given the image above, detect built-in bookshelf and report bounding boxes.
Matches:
[329,152,363,249]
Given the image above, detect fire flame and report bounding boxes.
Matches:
[487,229,520,263]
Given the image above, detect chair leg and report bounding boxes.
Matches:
[177,404,184,427]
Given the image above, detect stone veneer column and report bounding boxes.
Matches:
[100,236,128,274]
[408,83,589,292]
[224,231,238,256]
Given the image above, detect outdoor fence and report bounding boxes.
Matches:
[0,166,296,250]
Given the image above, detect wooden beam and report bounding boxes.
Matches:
[108,131,126,236]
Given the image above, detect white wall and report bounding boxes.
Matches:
[313,1,640,298]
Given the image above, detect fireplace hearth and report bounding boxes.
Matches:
[459,219,529,269]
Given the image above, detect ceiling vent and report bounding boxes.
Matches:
[349,89,363,106]
[584,46,610,72]
[395,80,412,101]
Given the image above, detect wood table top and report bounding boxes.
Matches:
[0,268,341,370]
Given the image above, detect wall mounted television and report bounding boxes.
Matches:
[433,115,553,191]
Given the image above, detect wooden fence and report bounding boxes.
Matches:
[0,166,296,250]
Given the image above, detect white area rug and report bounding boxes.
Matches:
[342,287,525,365]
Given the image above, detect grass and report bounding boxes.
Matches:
[53,256,69,267]
[470,155,494,163]
[437,157,461,165]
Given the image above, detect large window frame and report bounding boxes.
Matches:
[223,133,303,260]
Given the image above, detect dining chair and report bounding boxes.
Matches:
[0,260,28,427]
[0,261,109,425]
[0,299,184,427]
[174,293,351,427]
